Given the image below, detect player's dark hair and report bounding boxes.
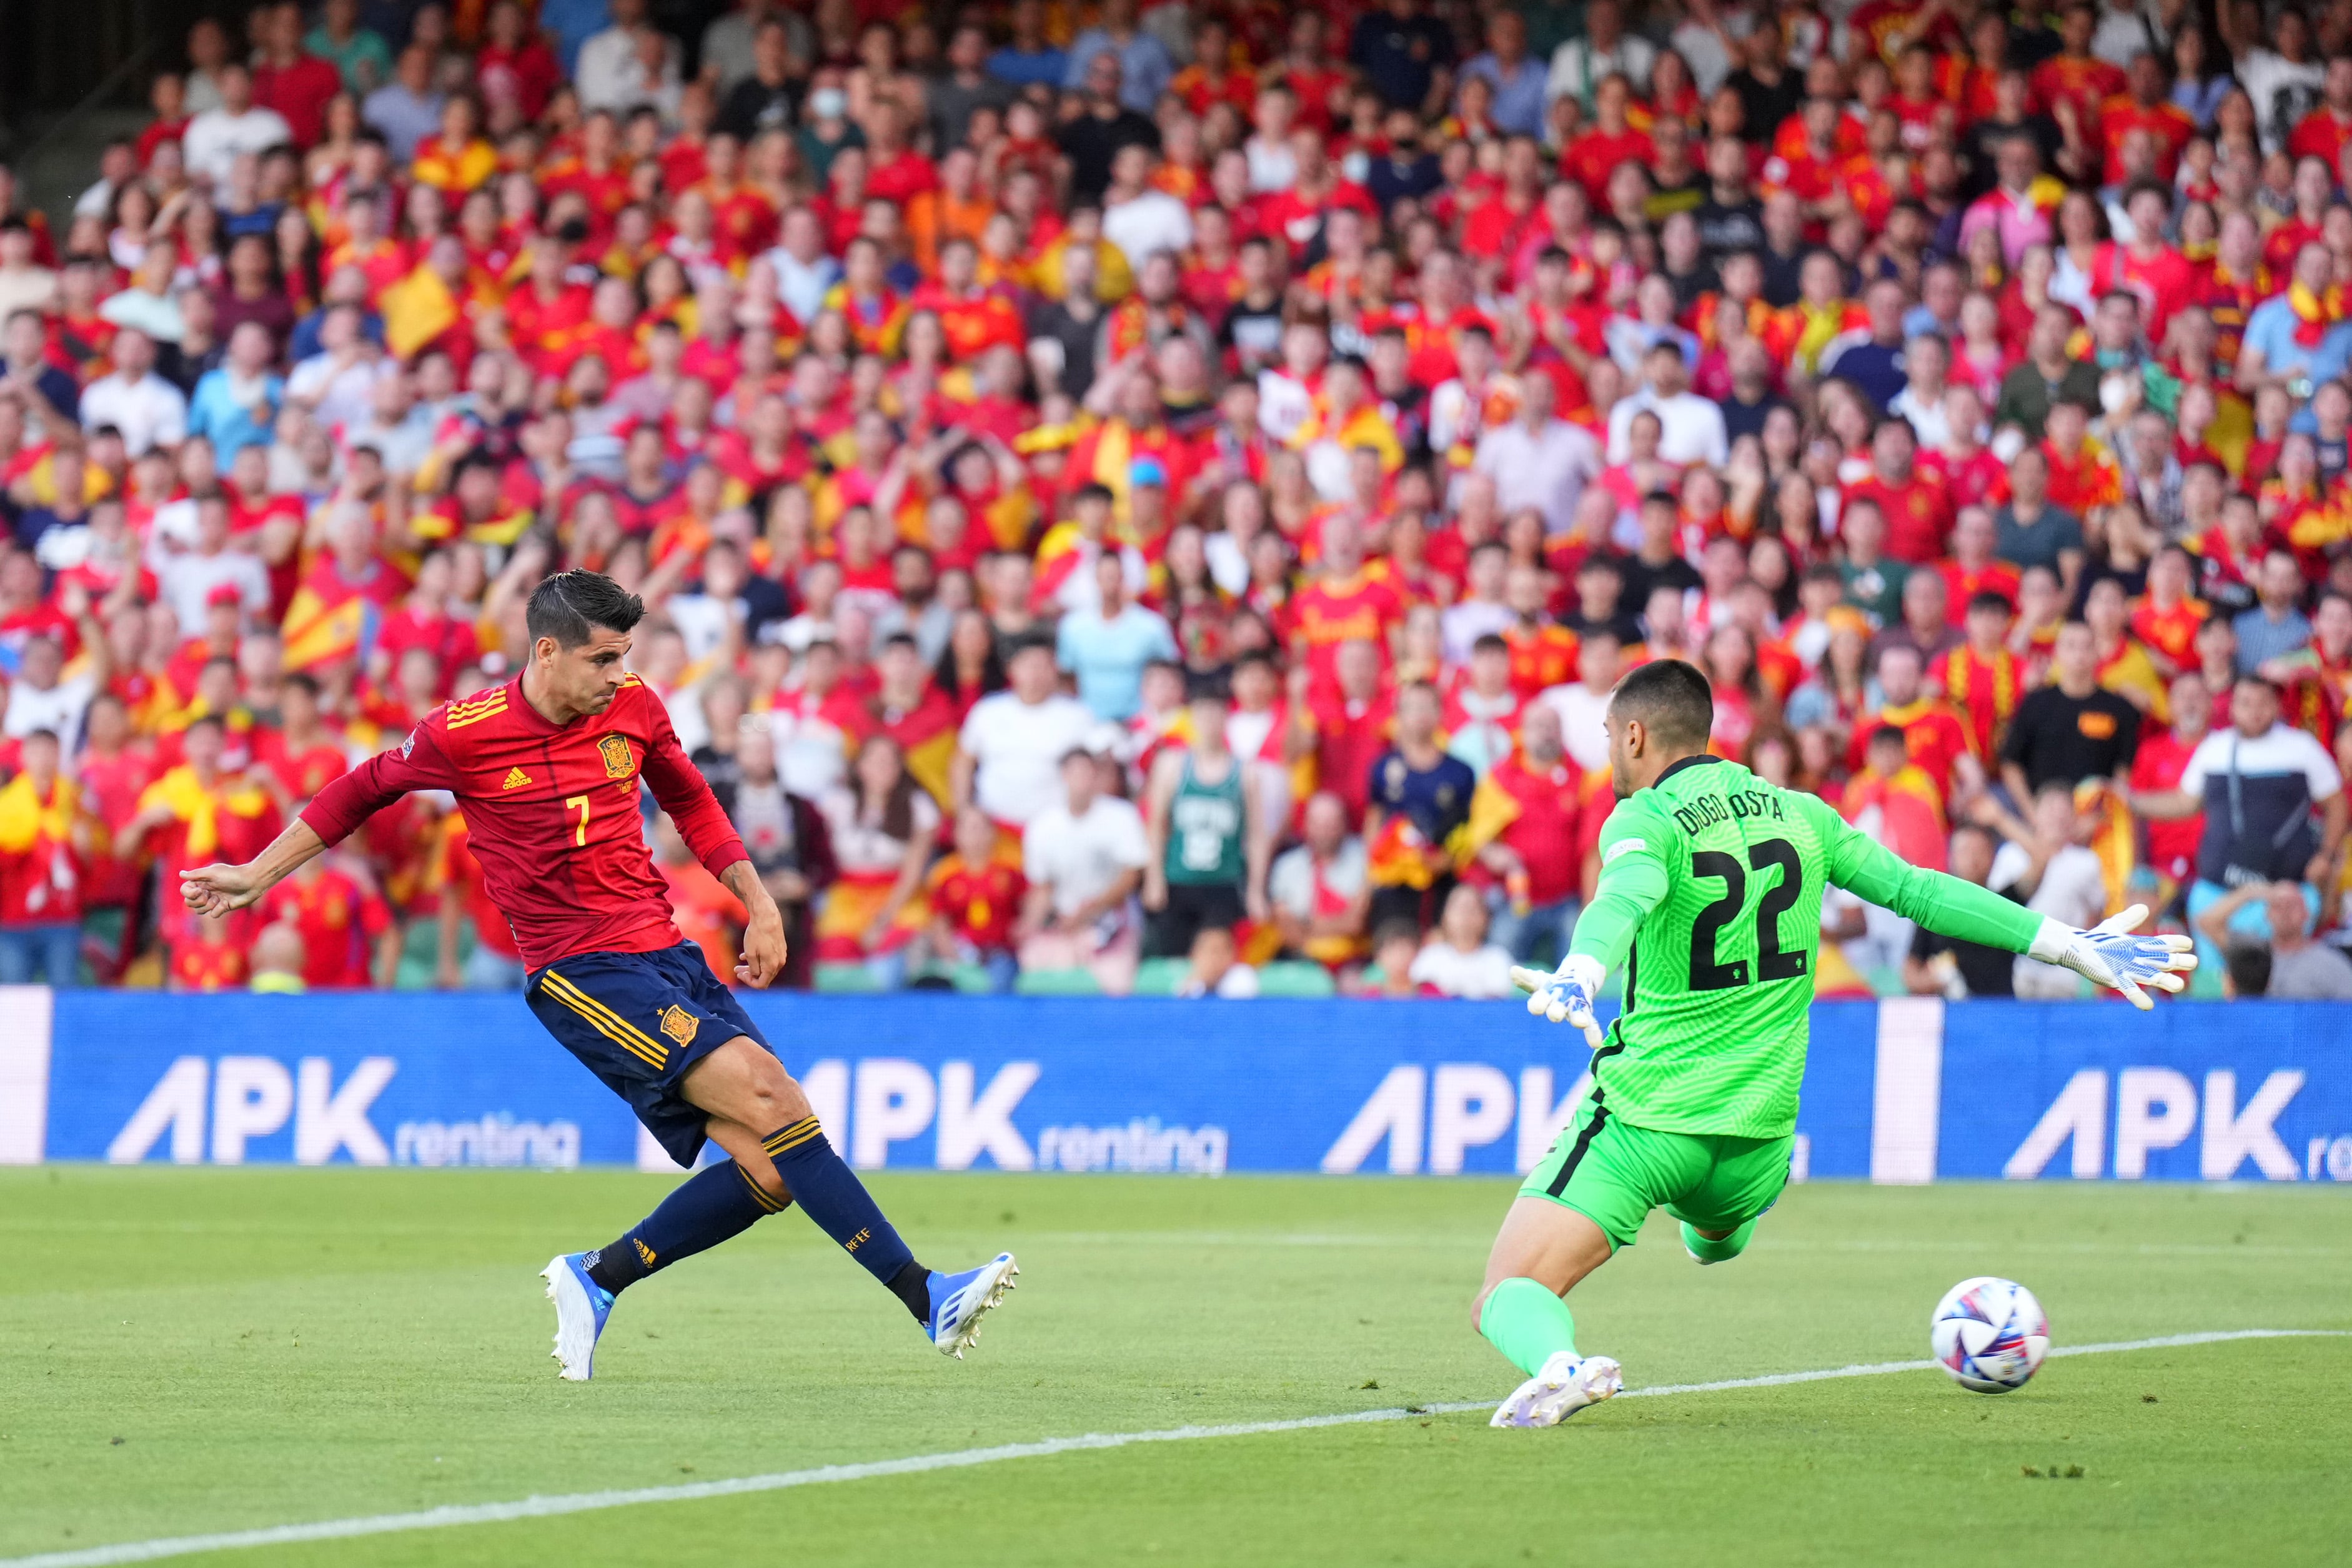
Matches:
[1610,658,1714,751]
[527,570,646,650]
[2225,941,2272,998]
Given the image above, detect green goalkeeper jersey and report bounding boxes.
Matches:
[1567,755,2045,1139]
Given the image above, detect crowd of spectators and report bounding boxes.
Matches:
[4,0,2352,1000]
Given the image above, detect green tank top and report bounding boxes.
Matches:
[1166,753,1246,886]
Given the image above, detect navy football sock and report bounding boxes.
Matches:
[585,1159,787,1295]
[761,1118,926,1318]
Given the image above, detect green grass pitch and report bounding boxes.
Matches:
[3,1168,2348,1567]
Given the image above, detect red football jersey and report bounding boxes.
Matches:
[302,674,748,971]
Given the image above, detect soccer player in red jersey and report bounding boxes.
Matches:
[181,572,1018,1379]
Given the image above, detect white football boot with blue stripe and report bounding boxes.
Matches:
[542,1253,616,1381]
[925,1252,1019,1358]
[1490,1349,1622,1428]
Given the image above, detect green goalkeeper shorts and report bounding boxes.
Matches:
[1519,1097,1795,1253]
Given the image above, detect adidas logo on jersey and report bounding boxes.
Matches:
[501,767,532,791]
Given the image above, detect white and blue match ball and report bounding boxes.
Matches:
[1930,1277,2050,1393]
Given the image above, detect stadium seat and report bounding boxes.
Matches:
[1013,967,1103,996]
[1255,961,1337,998]
[813,963,883,994]
[1130,958,1189,996]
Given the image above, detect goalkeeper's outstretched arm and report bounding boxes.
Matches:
[1803,796,2194,1008]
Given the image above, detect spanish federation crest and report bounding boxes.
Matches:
[659,1005,699,1046]
[598,733,635,780]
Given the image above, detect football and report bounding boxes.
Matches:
[1931,1277,2051,1393]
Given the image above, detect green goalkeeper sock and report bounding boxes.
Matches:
[1680,1219,1756,1264]
[1478,1277,1579,1378]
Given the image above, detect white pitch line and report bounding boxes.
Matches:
[4,1329,2341,1568]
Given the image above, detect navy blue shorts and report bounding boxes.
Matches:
[527,942,775,1168]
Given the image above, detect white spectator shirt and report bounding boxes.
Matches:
[77,372,187,457]
[181,106,295,187]
[1990,840,2108,931]
[286,353,389,434]
[1535,680,1614,772]
[1244,136,1298,193]
[1407,939,1517,998]
[769,683,850,797]
[765,247,841,329]
[1441,598,1512,667]
[154,547,270,633]
[1472,417,1600,534]
[1023,793,1149,918]
[959,690,1097,826]
[1604,388,1729,467]
[1268,836,1367,920]
[575,26,681,112]
[2177,722,2343,802]
[1890,385,1952,450]
[1102,189,1194,272]
[2,672,97,742]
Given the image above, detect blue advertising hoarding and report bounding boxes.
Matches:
[0,988,2345,1184]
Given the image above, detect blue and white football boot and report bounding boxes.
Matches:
[541,1253,616,1382]
[925,1252,1020,1358]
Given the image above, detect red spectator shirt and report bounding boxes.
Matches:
[1847,696,1972,799]
[925,857,1026,952]
[1480,752,1582,906]
[1933,558,2022,620]
[254,731,350,803]
[1845,470,1954,563]
[252,52,343,148]
[2129,722,2205,885]
[1307,688,1397,820]
[258,864,392,988]
[2288,107,2352,170]
[1288,569,1406,687]
[300,674,749,972]
[2096,95,2193,184]
[1920,446,2007,513]
[1501,622,1579,700]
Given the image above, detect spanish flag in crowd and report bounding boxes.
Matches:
[379,262,462,360]
[0,773,89,856]
[866,691,962,807]
[280,577,383,672]
[136,765,274,860]
[1456,768,1525,865]
[1366,815,1462,890]
[2073,779,2140,920]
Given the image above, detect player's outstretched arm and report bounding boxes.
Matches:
[1512,807,1671,1046]
[1807,798,2195,1009]
[181,818,327,916]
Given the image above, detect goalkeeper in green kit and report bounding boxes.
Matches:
[1477,661,2195,1429]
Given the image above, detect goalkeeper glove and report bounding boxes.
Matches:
[1510,954,1607,1048]
[2026,903,2196,1009]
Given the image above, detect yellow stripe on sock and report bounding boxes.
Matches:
[735,1163,786,1213]
[539,975,667,1069]
[542,973,668,1065]
[762,1118,823,1156]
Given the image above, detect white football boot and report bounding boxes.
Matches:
[1489,1349,1623,1428]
